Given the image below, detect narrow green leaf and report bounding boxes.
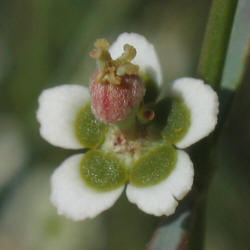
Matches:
[220,0,250,92]
[218,0,250,124]
[147,211,190,250]
[219,0,250,128]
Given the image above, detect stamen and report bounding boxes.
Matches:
[137,106,155,124]
[143,109,155,121]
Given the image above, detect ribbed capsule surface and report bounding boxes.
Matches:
[90,74,145,123]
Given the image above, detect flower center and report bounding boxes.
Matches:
[101,126,153,167]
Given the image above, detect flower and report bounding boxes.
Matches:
[37,33,219,221]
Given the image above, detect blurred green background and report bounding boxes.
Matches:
[0,0,249,249]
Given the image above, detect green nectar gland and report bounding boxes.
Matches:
[162,98,190,144]
[74,104,108,148]
[80,150,127,191]
[129,144,177,186]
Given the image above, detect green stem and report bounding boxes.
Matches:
[186,0,239,249]
[186,197,207,250]
[184,140,217,250]
[197,0,238,88]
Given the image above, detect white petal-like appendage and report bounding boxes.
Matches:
[37,84,90,149]
[51,154,124,221]
[126,182,177,217]
[126,150,193,216]
[164,150,194,200]
[109,32,163,85]
[169,77,219,148]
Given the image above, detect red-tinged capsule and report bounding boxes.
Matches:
[89,38,145,124]
[90,73,145,123]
